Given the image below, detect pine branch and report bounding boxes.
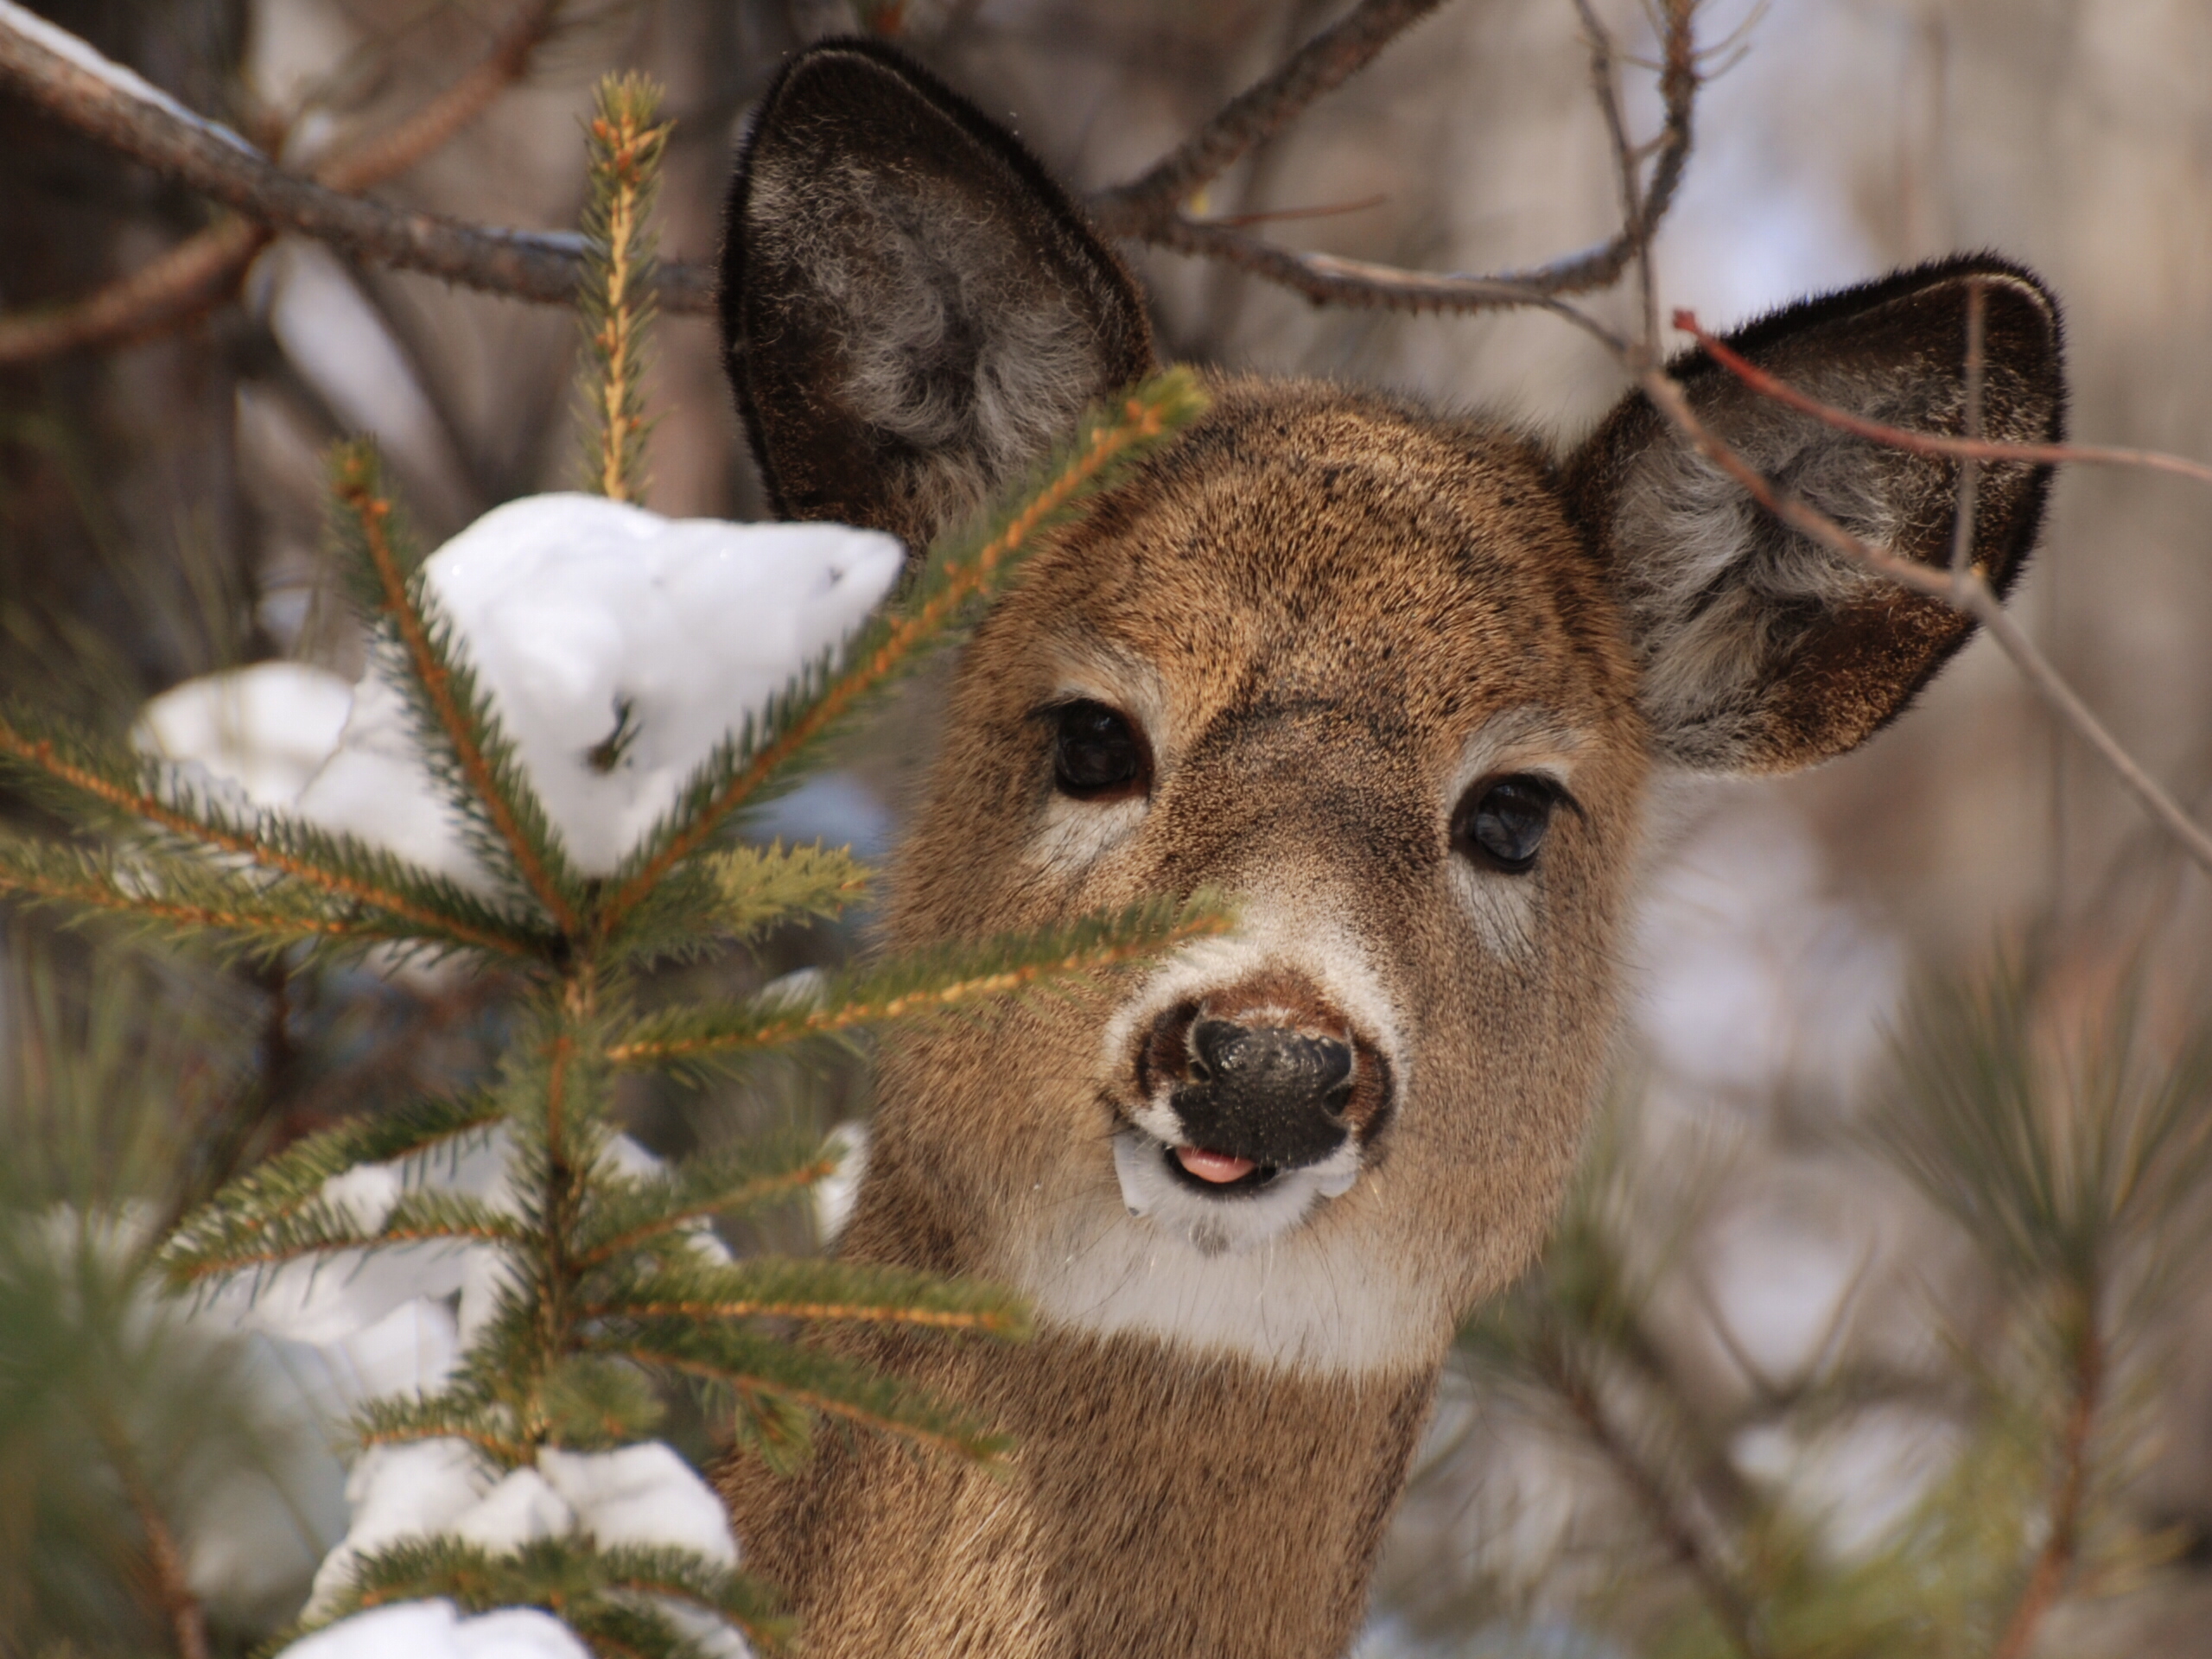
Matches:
[572,1140,841,1266]
[599,842,874,971]
[352,1394,531,1465]
[162,1189,523,1284]
[576,73,670,504]
[329,441,586,931]
[324,1535,791,1656]
[0,696,538,959]
[702,841,873,938]
[0,833,371,957]
[592,368,1211,944]
[158,1092,504,1282]
[599,1319,1010,1465]
[585,1255,1032,1338]
[606,893,1232,1075]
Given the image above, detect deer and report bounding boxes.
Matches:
[710,39,2066,1659]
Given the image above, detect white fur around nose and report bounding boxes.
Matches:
[1006,908,1440,1375]
[1111,1129,1359,1255]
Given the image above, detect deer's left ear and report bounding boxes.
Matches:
[1564,257,2066,774]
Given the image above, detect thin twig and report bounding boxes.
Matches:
[1573,0,1656,352]
[97,1414,213,1659]
[1088,0,1450,234]
[1538,1338,1774,1659]
[1634,365,2212,879]
[1989,1312,2103,1659]
[1948,279,1987,579]
[0,218,266,365]
[0,6,713,316]
[1098,0,1697,320]
[1672,309,2212,487]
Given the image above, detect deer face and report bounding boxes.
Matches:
[721,44,2063,1376]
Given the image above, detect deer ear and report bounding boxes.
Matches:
[1565,257,2066,773]
[720,41,1156,550]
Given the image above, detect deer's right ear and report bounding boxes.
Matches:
[721,41,1155,550]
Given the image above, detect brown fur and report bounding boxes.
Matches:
[715,41,2067,1658]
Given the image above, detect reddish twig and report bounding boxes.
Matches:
[1673,308,2212,488]
[97,1415,212,1659]
[1634,363,2212,879]
[1989,1317,2103,1659]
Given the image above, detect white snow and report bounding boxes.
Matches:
[301,1438,741,1630]
[279,1600,590,1659]
[135,663,356,809]
[294,494,903,887]
[539,1441,741,1566]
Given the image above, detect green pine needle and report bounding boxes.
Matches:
[571,1137,842,1266]
[585,1255,1033,1340]
[591,367,1211,946]
[327,440,589,931]
[606,890,1232,1076]
[597,1318,1010,1468]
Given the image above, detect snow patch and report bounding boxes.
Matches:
[295,494,902,886]
[278,1599,590,1659]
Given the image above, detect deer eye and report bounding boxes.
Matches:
[1052,700,1150,801]
[1451,775,1564,874]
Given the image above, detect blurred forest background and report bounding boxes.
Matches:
[3,0,2211,1656]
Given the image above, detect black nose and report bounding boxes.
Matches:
[1173,1018,1355,1169]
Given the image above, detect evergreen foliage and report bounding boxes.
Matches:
[0,71,1217,1656]
[1450,958,2212,1659]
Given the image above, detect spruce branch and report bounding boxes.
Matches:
[163,1190,524,1284]
[158,1093,504,1286]
[323,1535,791,1656]
[0,698,537,960]
[572,1141,841,1266]
[351,1394,535,1466]
[593,368,1211,943]
[701,842,872,939]
[585,1255,1031,1338]
[0,834,368,957]
[606,893,1231,1074]
[577,73,671,504]
[329,441,586,931]
[599,1319,1010,1465]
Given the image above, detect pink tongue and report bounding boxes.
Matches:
[1175,1146,1257,1184]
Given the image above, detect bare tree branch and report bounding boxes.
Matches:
[0,216,267,364]
[1088,0,1450,235]
[0,0,568,365]
[0,4,714,319]
[1094,0,1697,319]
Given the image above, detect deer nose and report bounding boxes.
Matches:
[1173,1017,1356,1170]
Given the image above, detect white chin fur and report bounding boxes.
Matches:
[1111,1129,1359,1258]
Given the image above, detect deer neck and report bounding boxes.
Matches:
[721,1178,1440,1659]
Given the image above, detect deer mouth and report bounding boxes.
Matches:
[1168,1145,1269,1189]
[1109,1121,1361,1256]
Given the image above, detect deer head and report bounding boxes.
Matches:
[716,39,2063,1656]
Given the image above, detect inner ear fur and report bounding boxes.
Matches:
[1565,256,2067,774]
[721,40,1155,550]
